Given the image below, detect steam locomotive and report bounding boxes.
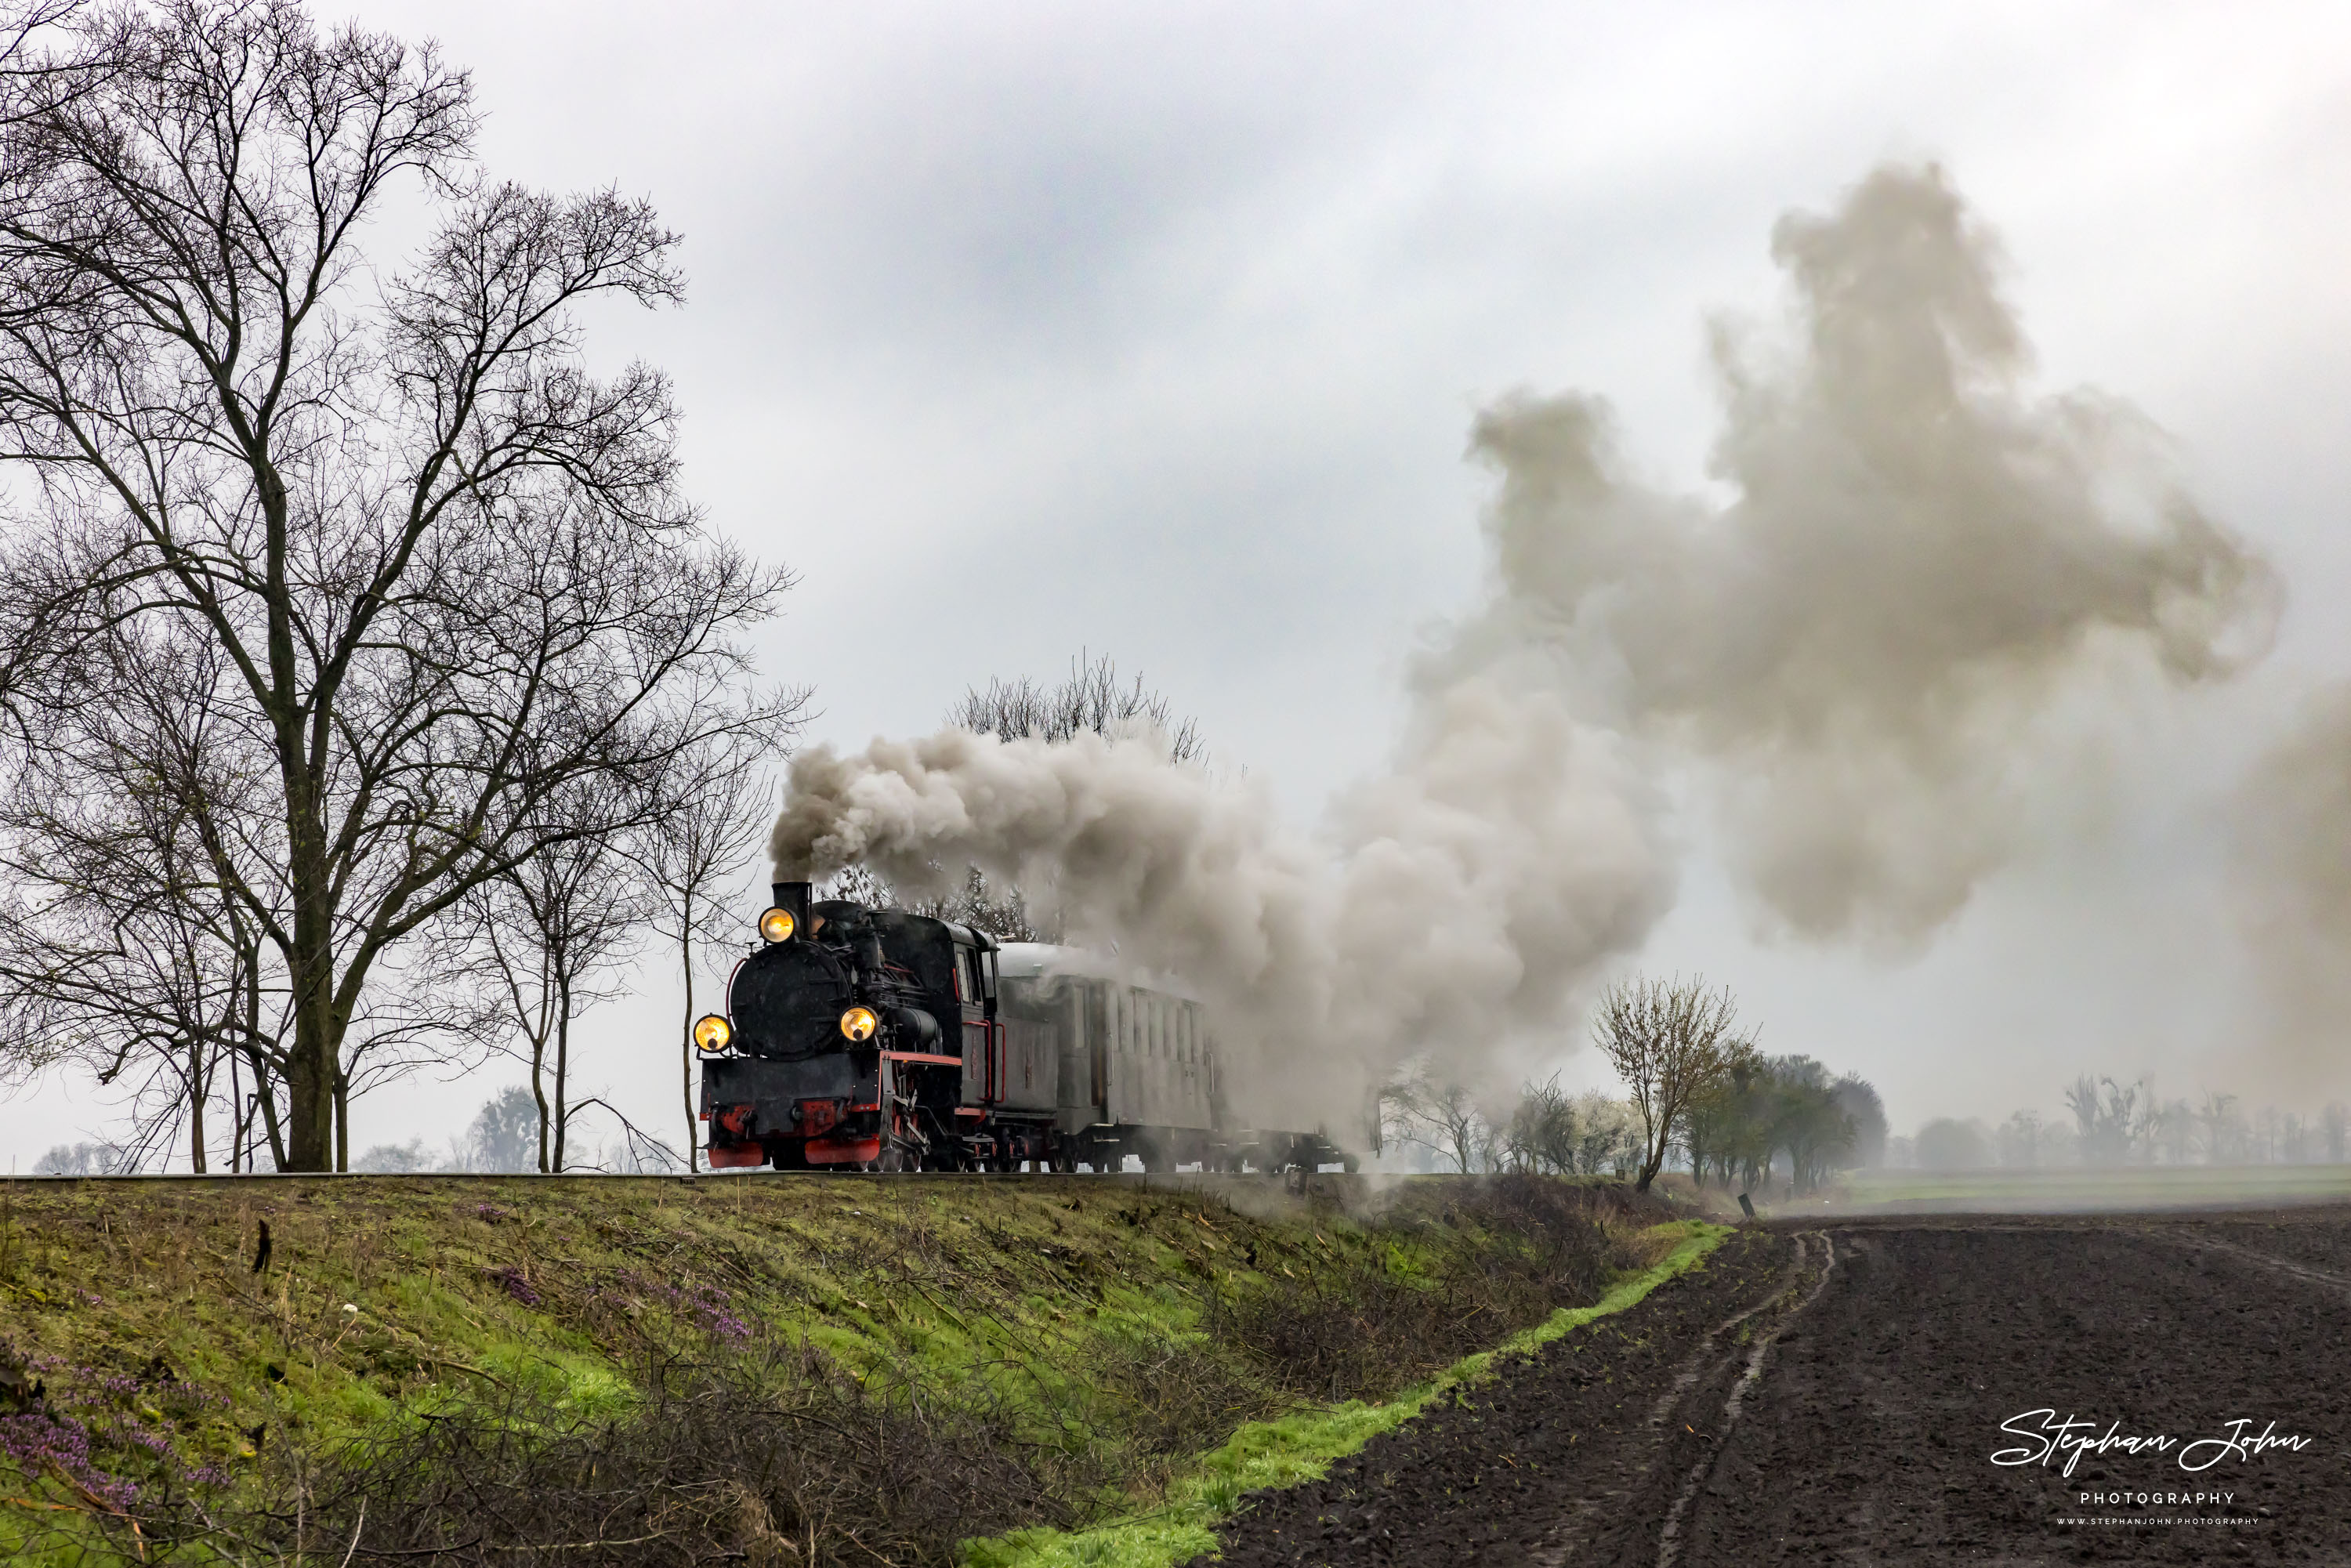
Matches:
[695,880,1360,1173]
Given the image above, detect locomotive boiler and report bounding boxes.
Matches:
[696,881,1358,1173]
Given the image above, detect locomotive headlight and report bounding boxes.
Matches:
[692,1013,734,1053]
[759,907,796,943]
[839,1005,878,1043]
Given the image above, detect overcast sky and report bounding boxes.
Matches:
[8,2,2351,1168]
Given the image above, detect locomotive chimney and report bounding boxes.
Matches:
[772,879,812,936]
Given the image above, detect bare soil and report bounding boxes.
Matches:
[1196,1208,2351,1566]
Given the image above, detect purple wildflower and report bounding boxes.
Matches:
[487,1266,540,1306]
[0,1412,140,1511]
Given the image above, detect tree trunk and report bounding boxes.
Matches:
[244,1041,289,1171]
[679,923,698,1173]
[187,1037,208,1175]
[553,973,572,1175]
[284,925,339,1168]
[227,1048,242,1175]
[529,947,552,1173]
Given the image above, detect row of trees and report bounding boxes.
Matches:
[1903,1079,2351,1171]
[1683,1053,1886,1194]
[1381,1073,1643,1178]
[0,1,800,1171]
[1590,974,1882,1195]
[1382,975,1886,1197]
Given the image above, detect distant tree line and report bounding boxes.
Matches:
[1897,1077,2351,1171]
[1380,974,1886,1197]
[35,1082,686,1176]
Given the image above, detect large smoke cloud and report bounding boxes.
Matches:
[772,163,2277,1118]
[1457,165,2276,944]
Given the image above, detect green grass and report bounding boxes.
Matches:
[0,1175,1697,1564]
[963,1220,1730,1568]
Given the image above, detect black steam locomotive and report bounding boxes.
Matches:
[696,881,1360,1173]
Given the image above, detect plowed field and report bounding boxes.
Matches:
[1197,1209,2351,1566]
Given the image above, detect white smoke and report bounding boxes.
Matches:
[2231,686,2351,1074]
[773,163,2277,1118]
[1457,165,2276,945]
[769,683,1665,1124]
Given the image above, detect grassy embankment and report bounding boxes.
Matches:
[0,1173,1723,1565]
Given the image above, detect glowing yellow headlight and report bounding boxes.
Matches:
[692,1013,733,1053]
[839,1005,878,1043]
[759,907,796,943]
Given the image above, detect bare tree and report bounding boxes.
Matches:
[456,783,648,1171]
[903,865,1045,943]
[2066,1075,2144,1168]
[641,733,772,1174]
[1379,1070,1491,1174]
[1995,1110,2047,1170]
[949,651,1205,764]
[0,639,281,1170]
[2151,1097,2197,1165]
[1571,1091,1639,1177]
[2197,1089,2241,1166]
[0,2,799,1168]
[32,1138,128,1175]
[1500,1074,1579,1175]
[1592,974,1753,1193]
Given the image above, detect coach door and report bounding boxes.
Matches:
[951,940,1002,1103]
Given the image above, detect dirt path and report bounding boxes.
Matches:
[1197,1211,2351,1566]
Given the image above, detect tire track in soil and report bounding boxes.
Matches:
[1647,1231,1837,1568]
[1190,1229,1804,1568]
[1196,1211,2351,1566]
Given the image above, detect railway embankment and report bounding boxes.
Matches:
[0,1171,1711,1565]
